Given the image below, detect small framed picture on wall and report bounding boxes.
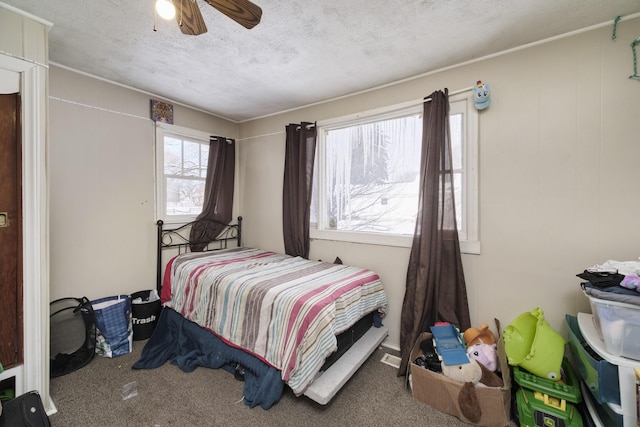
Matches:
[151,99,174,124]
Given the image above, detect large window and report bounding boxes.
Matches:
[311,93,479,253]
[155,123,210,223]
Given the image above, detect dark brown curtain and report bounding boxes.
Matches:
[189,136,235,251]
[398,89,470,376]
[282,122,317,258]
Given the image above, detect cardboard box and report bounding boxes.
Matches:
[409,331,511,427]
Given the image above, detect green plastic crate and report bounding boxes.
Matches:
[516,387,583,427]
[514,358,583,427]
[513,358,582,404]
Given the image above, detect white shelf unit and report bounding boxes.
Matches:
[577,312,639,427]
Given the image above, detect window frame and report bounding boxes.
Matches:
[155,122,211,225]
[311,92,480,254]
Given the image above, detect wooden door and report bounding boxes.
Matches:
[0,93,22,369]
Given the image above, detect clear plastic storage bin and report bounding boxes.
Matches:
[587,295,640,361]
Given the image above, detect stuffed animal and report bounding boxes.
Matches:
[442,358,483,383]
[464,323,498,372]
[477,362,503,388]
[441,359,504,423]
[441,360,483,423]
[467,343,498,372]
[473,80,490,110]
[463,323,496,347]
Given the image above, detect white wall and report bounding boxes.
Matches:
[238,18,640,350]
[48,66,239,301]
[48,18,640,352]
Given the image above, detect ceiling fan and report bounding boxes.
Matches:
[169,0,262,35]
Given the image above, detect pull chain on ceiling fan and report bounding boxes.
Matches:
[173,0,262,35]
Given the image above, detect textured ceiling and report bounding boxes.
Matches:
[3,0,640,122]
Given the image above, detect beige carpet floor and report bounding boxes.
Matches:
[49,340,516,427]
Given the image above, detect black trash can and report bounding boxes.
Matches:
[130,290,161,341]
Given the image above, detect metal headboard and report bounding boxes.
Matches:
[156,216,243,292]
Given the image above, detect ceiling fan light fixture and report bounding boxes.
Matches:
[155,0,176,20]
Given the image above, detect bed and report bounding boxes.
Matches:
[133,217,389,409]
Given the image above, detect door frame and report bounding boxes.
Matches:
[0,5,52,413]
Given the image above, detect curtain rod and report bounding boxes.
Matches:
[423,86,474,103]
[295,122,316,130]
[210,135,235,144]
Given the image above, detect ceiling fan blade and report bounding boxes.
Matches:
[174,0,208,35]
[204,0,262,29]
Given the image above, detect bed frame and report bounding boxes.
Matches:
[154,216,388,405]
[155,216,242,292]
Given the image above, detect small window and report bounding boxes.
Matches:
[155,123,210,223]
[311,93,479,253]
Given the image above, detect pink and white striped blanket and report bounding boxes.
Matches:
[163,248,388,395]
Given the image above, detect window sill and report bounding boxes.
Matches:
[158,215,198,224]
[310,229,481,254]
[460,240,481,255]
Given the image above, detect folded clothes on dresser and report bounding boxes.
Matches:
[581,281,640,306]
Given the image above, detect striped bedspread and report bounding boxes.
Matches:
[164,247,388,395]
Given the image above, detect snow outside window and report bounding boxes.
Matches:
[311,94,479,254]
[155,123,210,223]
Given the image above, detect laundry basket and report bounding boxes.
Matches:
[49,297,96,377]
